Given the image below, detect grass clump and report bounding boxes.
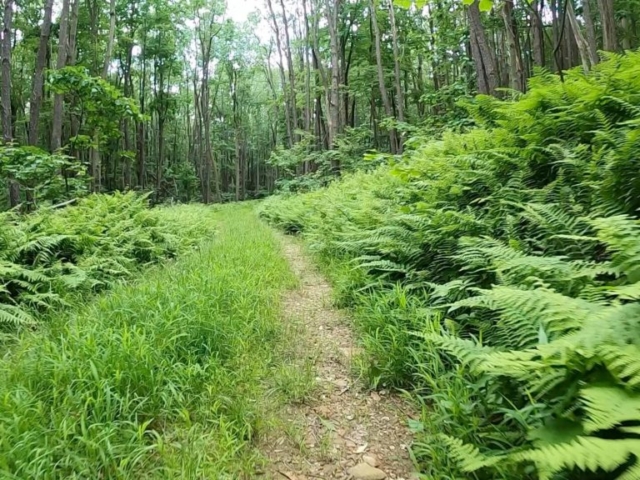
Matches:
[261,53,640,479]
[0,204,296,478]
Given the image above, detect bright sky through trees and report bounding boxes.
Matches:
[226,0,261,22]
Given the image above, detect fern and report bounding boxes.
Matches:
[262,53,640,480]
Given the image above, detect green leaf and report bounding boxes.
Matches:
[394,0,412,8]
[479,0,493,10]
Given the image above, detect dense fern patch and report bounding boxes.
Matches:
[0,192,212,328]
[261,53,640,479]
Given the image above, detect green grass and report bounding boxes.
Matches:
[0,204,298,479]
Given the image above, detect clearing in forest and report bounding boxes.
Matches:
[260,235,416,480]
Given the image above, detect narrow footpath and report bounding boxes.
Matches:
[261,235,417,480]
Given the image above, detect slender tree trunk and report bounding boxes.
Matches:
[388,1,404,152]
[266,0,293,148]
[598,0,618,51]
[67,0,80,161]
[137,33,147,189]
[51,0,70,152]
[2,0,18,207]
[68,0,80,66]
[156,117,165,199]
[468,0,500,94]
[122,38,134,189]
[370,0,398,153]
[621,17,632,50]
[279,0,298,141]
[582,0,599,64]
[28,0,54,147]
[531,0,546,67]
[566,0,593,72]
[502,0,525,91]
[302,0,312,139]
[326,0,343,171]
[103,0,117,78]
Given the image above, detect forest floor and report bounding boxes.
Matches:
[259,234,417,480]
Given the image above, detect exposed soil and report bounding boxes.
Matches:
[259,235,417,480]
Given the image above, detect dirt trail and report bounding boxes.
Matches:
[261,236,417,480]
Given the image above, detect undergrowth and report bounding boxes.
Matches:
[0,192,210,329]
[0,205,297,478]
[260,52,640,479]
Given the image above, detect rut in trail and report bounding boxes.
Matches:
[261,236,417,480]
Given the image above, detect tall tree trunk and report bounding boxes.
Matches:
[51,0,70,152]
[598,0,618,51]
[266,0,293,148]
[156,117,165,199]
[582,0,599,64]
[468,0,499,94]
[279,0,298,141]
[621,17,632,50]
[388,0,404,152]
[469,22,489,94]
[551,0,565,71]
[566,0,593,72]
[502,0,525,91]
[302,0,313,139]
[103,0,116,78]
[531,0,546,67]
[2,0,18,207]
[68,0,80,66]
[28,0,54,147]
[67,0,80,161]
[137,33,147,189]
[326,0,343,170]
[122,36,134,189]
[370,0,398,154]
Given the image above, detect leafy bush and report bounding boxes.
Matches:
[260,52,640,479]
[0,192,213,328]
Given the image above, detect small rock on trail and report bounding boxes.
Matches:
[348,463,387,480]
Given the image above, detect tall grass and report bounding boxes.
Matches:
[0,204,296,478]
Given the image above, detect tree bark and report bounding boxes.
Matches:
[598,0,618,51]
[326,0,343,171]
[468,0,499,95]
[582,0,599,64]
[279,0,298,141]
[502,0,525,91]
[102,0,117,78]
[266,0,293,148]
[28,0,54,147]
[388,1,404,152]
[51,0,70,152]
[531,0,546,68]
[566,0,593,72]
[370,0,398,154]
[2,0,18,207]
[137,32,147,189]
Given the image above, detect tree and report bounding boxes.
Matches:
[2,0,18,207]
[598,0,618,51]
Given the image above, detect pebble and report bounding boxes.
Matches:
[348,463,387,480]
[363,454,379,467]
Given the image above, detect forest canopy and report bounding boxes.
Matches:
[0,0,632,208]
